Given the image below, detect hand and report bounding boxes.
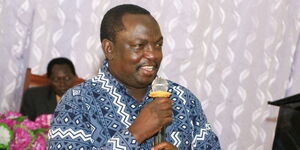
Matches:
[128,97,173,144]
[151,142,178,150]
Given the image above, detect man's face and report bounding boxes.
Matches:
[49,64,75,96]
[107,14,163,89]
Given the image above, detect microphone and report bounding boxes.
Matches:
[149,77,171,146]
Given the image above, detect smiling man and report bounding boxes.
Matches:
[48,4,220,150]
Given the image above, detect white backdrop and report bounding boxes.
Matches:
[1,0,300,149]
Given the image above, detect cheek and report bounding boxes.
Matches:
[153,50,163,63]
[157,51,163,60]
[66,80,74,87]
[131,54,142,62]
[51,83,60,89]
[124,52,142,63]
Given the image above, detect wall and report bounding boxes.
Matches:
[1,0,300,149]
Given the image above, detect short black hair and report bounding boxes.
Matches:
[47,57,77,78]
[100,4,151,42]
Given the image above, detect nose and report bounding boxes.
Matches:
[59,80,66,85]
[56,78,68,87]
[144,44,159,60]
[57,82,66,90]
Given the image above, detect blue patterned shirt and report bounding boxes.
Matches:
[48,61,220,150]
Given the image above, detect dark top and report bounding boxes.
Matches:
[269,93,300,150]
[20,85,57,120]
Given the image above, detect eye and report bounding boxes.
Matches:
[155,41,163,49]
[131,43,145,50]
[137,44,145,48]
[64,76,71,81]
[51,78,59,82]
[156,42,163,47]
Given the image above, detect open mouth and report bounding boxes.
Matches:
[139,65,157,75]
[141,65,154,71]
[57,89,67,94]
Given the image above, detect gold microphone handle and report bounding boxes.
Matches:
[150,91,170,149]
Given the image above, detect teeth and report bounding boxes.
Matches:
[143,66,153,69]
[141,66,154,71]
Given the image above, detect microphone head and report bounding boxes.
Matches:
[151,77,168,92]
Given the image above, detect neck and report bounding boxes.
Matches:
[126,87,148,103]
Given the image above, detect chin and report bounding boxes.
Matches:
[139,77,155,86]
[56,91,65,96]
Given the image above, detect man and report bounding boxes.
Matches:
[20,57,77,121]
[48,4,220,150]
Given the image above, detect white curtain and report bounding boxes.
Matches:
[1,0,300,149]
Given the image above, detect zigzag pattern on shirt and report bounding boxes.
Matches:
[173,86,186,104]
[108,137,127,150]
[96,70,131,128]
[171,131,181,147]
[93,72,113,92]
[191,123,211,148]
[110,87,131,128]
[49,128,93,142]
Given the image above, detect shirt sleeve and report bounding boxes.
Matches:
[189,93,221,150]
[47,87,140,150]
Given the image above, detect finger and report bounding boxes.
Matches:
[152,142,178,150]
[152,142,167,150]
[155,101,173,110]
[154,98,173,104]
[163,117,172,125]
[158,110,173,118]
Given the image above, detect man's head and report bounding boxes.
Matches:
[100,4,150,42]
[47,57,77,96]
[100,4,163,89]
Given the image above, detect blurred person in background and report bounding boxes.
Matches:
[20,57,77,121]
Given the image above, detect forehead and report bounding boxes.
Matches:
[122,13,157,25]
[51,64,72,74]
[118,13,162,40]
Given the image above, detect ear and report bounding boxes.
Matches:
[101,39,114,60]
